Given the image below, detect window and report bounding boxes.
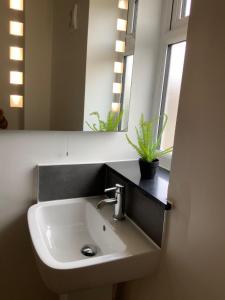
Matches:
[160,42,186,150]
[171,0,192,29]
[119,0,138,131]
[154,0,191,169]
[182,0,192,17]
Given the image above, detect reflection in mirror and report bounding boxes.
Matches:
[0,0,138,131]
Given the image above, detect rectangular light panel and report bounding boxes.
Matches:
[113,83,122,94]
[112,102,121,112]
[114,62,124,74]
[10,21,24,36]
[10,95,23,108]
[10,71,23,84]
[117,19,127,32]
[10,0,24,11]
[115,40,125,53]
[118,0,128,10]
[10,47,23,61]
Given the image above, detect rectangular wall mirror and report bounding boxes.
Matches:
[0,0,138,131]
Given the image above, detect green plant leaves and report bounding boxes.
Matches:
[86,110,123,132]
[126,114,173,162]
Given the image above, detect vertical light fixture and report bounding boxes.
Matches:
[9,0,24,109]
[10,0,24,11]
[111,0,129,116]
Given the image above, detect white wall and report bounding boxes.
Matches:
[119,0,225,300]
[0,0,162,299]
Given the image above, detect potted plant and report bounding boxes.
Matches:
[126,114,173,179]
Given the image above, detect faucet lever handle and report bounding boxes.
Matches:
[104,187,117,193]
[104,184,124,194]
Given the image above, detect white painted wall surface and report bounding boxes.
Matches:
[119,0,225,300]
[0,0,162,299]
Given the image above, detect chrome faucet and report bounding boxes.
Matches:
[97,184,124,220]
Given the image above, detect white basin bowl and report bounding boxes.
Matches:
[28,196,160,294]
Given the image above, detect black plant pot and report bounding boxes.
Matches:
[139,158,159,179]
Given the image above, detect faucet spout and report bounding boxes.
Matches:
[97,184,125,220]
[97,198,117,209]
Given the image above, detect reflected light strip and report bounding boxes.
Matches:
[10,21,24,36]
[115,40,125,53]
[10,0,24,11]
[117,19,127,32]
[10,47,23,61]
[10,95,23,108]
[10,71,23,84]
[113,83,122,94]
[114,62,124,74]
[112,102,121,113]
[118,0,128,10]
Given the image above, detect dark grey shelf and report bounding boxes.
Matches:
[105,160,171,209]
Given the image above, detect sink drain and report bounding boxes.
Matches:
[81,245,98,257]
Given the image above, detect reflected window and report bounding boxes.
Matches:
[120,55,134,130]
[182,0,192,17]
[160,42,186,150]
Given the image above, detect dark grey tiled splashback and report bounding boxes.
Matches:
[38,163,106,202]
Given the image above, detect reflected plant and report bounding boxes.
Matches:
[126,114,173,162]
[86,111,123,132]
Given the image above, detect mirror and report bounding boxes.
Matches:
[0,0,138,131]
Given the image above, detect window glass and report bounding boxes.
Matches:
[120,55,134,130]
[160,42,186,150]
[182,0,192,17]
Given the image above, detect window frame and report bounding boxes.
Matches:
[171,0,190,29]
[151,0,190,170]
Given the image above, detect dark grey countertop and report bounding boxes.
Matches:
[106,160,170,208]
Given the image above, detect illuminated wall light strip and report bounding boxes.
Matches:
[10,71,23,85]
[10,21,24,36]
[113,83,122,94]
[114,62,124,74]
[115,40,125,53]
[10,47,23,61]
[118,0,128,10]
[112,102,121,112]
[10,95,23,108]
[10,0,24,11]
[117,19,127,32]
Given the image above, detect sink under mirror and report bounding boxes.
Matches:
[28,196,160,295]
[0,0,138,131]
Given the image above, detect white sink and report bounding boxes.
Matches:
[28,196,160,294]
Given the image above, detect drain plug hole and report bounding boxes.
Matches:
[81,245,98,257]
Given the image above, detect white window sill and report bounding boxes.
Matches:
[159,153,172,171]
